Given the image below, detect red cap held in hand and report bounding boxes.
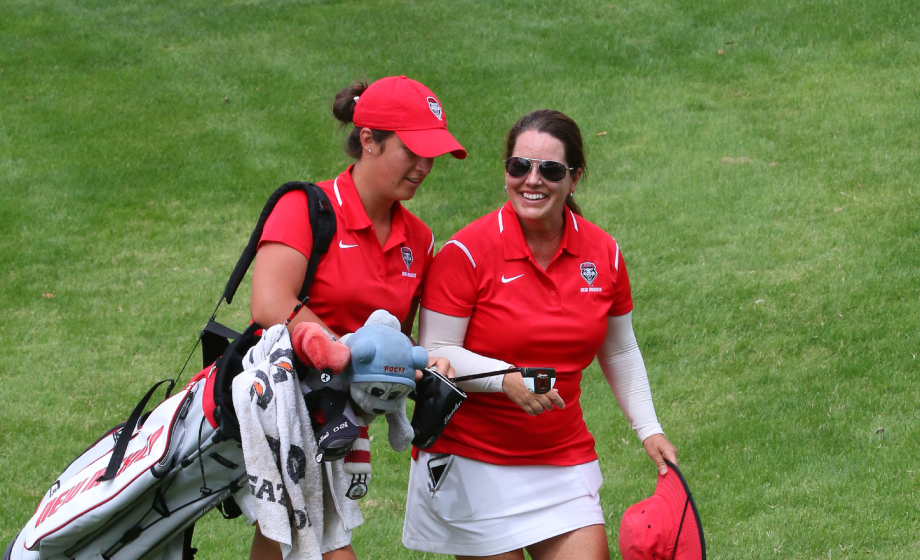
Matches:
[619,460,705,560]
[353,76,467,159]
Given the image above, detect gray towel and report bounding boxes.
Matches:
[232,325,363,559]
[232,325,324,560]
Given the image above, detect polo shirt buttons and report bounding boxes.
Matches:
[550,291,556,296]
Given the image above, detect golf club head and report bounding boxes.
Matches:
[520,367,555,394]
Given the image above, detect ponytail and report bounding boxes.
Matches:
[565,194,583,217]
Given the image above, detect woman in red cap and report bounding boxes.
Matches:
[402,110,678,559]
[247,76,465,560]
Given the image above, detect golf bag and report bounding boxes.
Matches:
[3,373,244,560]
[3,182,336,560]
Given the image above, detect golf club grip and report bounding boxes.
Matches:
[451,367,522,383]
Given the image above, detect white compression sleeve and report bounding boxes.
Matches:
[598,312,664,442]
[418,307,511,392]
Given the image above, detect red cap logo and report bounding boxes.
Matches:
[353,76,466,159]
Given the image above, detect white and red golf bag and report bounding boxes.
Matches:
[3,358,250,560]
[3,181,336,560]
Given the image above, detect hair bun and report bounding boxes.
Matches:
[332,80,369,124]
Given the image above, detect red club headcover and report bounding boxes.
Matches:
[291,322,351,374]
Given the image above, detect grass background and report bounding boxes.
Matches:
[2,0,919,558]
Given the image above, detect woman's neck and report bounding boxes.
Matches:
[351,160,394,245]
[519,213,565,270]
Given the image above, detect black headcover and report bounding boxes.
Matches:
[307,387,360,463]
[410,368,467,449]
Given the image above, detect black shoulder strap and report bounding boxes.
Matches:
[222,181,336,305]
[197,182,335,369]
[300,182,336,301]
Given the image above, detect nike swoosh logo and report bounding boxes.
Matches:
[501,274,524,283]
[338,240,359,249]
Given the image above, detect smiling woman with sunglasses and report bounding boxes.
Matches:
[402,110,678,560]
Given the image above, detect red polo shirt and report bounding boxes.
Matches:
[421,202,633,465]
[258,166,433,335]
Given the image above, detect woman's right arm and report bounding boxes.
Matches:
[250,242,338,337]
[419,307,507,391]
[419,307,564,414]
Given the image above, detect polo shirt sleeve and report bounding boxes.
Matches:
[608,236,634,316]
[258,190,314,259]
[421,239,478,318]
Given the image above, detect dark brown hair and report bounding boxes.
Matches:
[504,110,587,216]
[332,79,394,159]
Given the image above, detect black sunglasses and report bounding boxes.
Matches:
[504,156,575,182]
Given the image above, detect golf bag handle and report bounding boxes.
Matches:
[98,379,175,482]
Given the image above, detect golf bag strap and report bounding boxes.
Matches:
[98,379,175,482]
[222,182,336,305]
[299,182,336,302]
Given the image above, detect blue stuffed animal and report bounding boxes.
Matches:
[345,312,430,452]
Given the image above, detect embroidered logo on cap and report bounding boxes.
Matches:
[427,97,443,120]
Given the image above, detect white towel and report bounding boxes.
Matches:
[232,325,324,560]
[232,325,364,559]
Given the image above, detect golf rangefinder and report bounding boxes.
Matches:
[520,367,555,395]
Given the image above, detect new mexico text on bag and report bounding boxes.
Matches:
[5,372,246,560]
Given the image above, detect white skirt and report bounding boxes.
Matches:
[402,451,605,556]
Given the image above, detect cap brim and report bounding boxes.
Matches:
[656,460,706,560]
[396,129,467,159]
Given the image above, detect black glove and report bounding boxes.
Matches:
[410,368,467,449]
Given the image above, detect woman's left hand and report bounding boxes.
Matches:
[642,433,678,476]
[414,356,456,381]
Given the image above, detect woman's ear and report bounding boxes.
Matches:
[358,127,375,155]
[570,168,583,192]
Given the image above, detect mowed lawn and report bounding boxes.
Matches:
[1,1,919,558]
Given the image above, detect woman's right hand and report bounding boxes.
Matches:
[502,372,565,416]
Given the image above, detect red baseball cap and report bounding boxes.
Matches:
[619,460,706,560]
[353,76,467,159]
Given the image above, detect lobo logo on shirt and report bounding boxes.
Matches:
[580,262,602,292]
[427,97,443,120]
[401,247,417,278]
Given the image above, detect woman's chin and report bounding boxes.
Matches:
[511,200,563,225]
[395,182,421,200]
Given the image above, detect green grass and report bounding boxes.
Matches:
[2,1,919,558]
